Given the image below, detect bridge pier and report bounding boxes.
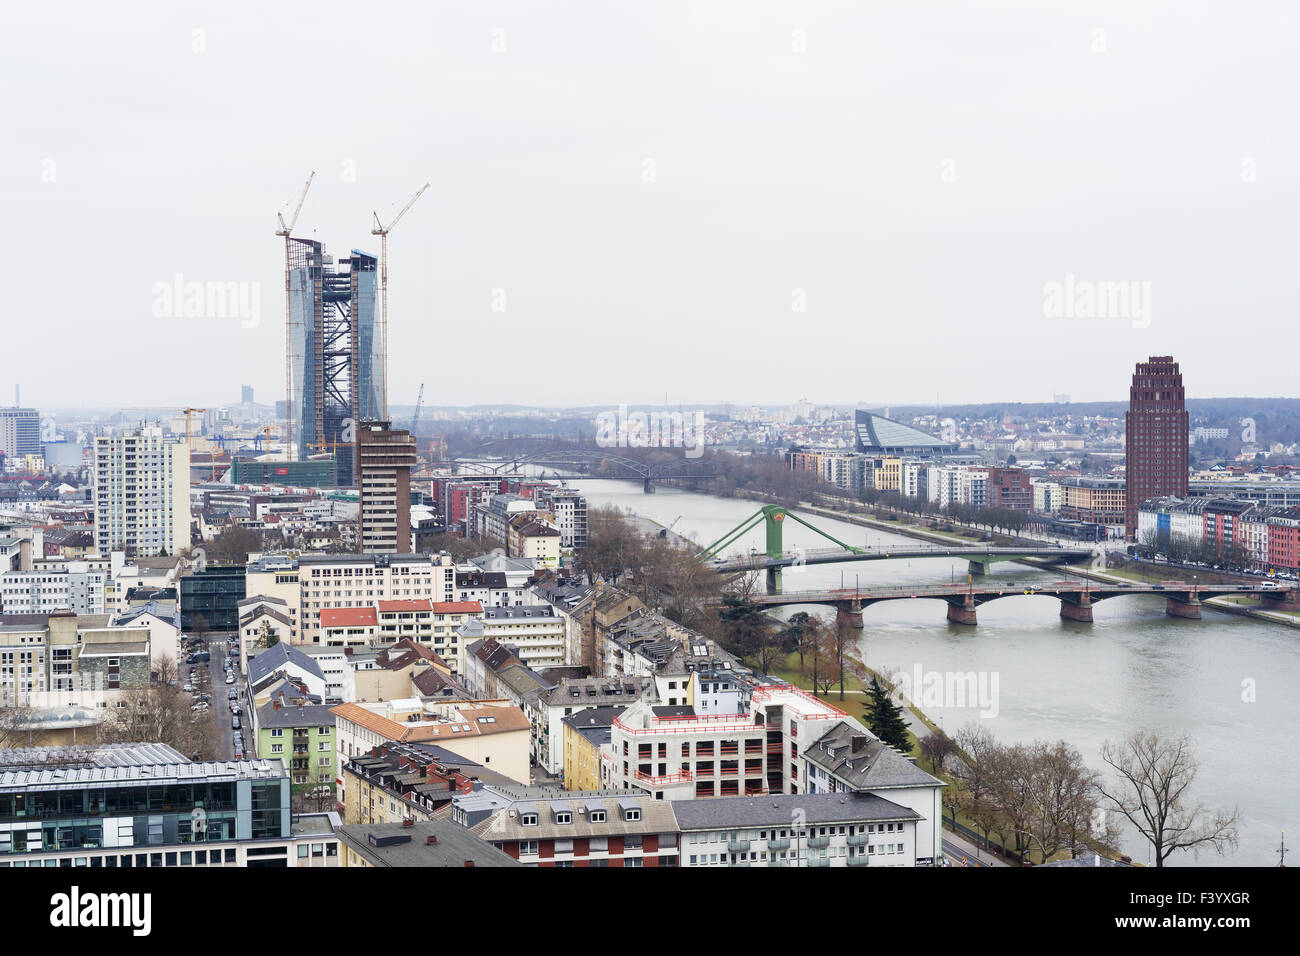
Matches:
[765,566,782,596]
[836,602,864,630]
[945,595,978,626]
[643,476,655,493]
[1165,593,1202,620]
[967,558,992,576]
[1059,593,1094,623]
[1260,589,1299,610]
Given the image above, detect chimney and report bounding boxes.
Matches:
[402,818,414,828]
[426,834,439,845]
[463,859,474,867]
[851,734,867,754]
[272,699,281,711]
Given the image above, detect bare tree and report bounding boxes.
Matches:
[99,655,223,760]
[0,702,37,749]
[919,732,956,773]
[1098,730,1240,868]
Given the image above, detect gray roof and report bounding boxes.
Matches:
[671,791,922,831]
[804,721,945,791]
[256,700,336,730]
[336,821,520,868]
[247,641,325,685]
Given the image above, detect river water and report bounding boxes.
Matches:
[569,479,1298,867]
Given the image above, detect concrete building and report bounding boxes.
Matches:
[462,605,567,673]
[356,420,416,554]
[296,552,456,643]
[331,698,533,802]
[93,426,191,559]
[0,743,341,868]
[1125,355,1189,538]
[338,821,518,868]
[536,487,588,549]
[675,791,922,868]
[0,408,41,460]
[1,559,107,616]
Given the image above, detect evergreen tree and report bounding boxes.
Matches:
[864,676,911,754]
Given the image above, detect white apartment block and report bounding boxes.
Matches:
[94,426,191,559]
[296,553,455,644]
[1,559,107,615]
[473,605,566,672]
[675,793,921,868]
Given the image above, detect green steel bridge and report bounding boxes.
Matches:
[698,505,1093,593]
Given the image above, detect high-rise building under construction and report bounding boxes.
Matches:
[288,239,382,485]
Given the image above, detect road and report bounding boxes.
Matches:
[182,632,243,760]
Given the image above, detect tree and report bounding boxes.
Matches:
[781,611,815,671]
[1098,730,1240,868]
[205,523,265,565]
[258,620,280,649]
[99,656,222,760]
[0,701,37,749]
[863,675,910,753]
[919,732,955,773]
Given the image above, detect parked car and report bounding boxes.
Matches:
[183,684,194,693]
[231,716,240,730]
[225,674,235,684]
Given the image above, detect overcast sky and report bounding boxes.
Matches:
[2,1,1296,412]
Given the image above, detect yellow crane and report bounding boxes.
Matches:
[371,183,429,421]
[275,171,316,460]
[180,408,207,448]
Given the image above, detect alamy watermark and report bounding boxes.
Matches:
[595,404,706,458]
[891,662,1000,719]
[151,274,260,328]
[1042,273,1151,328]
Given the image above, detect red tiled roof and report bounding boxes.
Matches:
[320,606,378,628]
[432,601,483,615]
[378,599,433,613]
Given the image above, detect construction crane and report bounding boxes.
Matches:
[275,171,316,461]
[409,383,425,438]
[371,183,430,422]
[180,408,206,448]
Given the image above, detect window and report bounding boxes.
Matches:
[520,813,538,827]
[588,809,606,824]
[624,808,640,822]
[555,812,572,825]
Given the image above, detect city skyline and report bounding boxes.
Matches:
[4,1,1299,409]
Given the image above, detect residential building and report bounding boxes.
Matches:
[356,420,416,554]
[331,698,532,802]
[563,706,625,791]
[469,791,680,867]
[0,409,41,459]
[338,821,518,868]
[255,696,337,791]
[675,791,922,868]
[93,426,191,559]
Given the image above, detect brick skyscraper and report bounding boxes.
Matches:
[1125,355,1188,539]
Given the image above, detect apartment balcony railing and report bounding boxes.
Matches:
[807,836,831,849]
[767,838,790,851]
[727,838,751,853]
[632,768,692,786]
[846,833,870,846]
[808,856,831,867]
[848,855,870,867]
[729,861,751,868]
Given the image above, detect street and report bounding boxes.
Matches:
[182,632,243,760]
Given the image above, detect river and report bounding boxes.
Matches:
[569,479,1299,867]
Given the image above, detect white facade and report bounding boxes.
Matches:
[94,426,191,559]
[297,554,456,643]
[1,559,107,615]
[680,816,917,868]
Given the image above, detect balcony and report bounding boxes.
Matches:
[727,838,750,853]
[847,833,870,846]
[807,836,830,849]
[808,856,831,867]
[848,855,870,867]
[767,838,790,851]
